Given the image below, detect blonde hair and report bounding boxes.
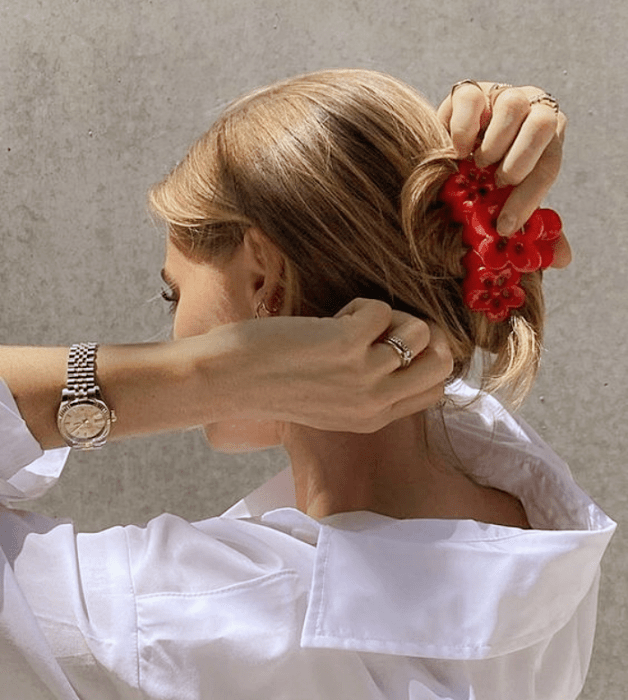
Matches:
[149,69,544,406]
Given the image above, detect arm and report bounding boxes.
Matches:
[1,80,567,451]
[0,342,208,450]
[0,300,452,449]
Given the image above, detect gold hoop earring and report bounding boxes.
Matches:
[255,299,274,319]
[254,283,285,319]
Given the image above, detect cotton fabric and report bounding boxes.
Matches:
[0,379,615,699]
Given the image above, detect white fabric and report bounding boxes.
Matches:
[0,378,616,700]
[0,379,69,501]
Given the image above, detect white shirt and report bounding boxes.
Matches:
[0,379,615,700]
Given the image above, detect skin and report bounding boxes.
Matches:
[164,232,530,527]
[158,79,567,525]
[438,81,572,268]
[0,80,569,457]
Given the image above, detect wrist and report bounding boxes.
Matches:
[57,343,117,450]
[95,341,209,437]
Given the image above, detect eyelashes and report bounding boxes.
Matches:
[160,286,179,314]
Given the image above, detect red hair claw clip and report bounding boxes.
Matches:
[439,160,562,322]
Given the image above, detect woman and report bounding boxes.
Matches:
[0,73,612,700]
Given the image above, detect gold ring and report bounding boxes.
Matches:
[529,92,560,114]
[450,79,482,99]
[489,82,513,93]
[382,335,413,369]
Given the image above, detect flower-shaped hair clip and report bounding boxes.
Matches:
[439,159,562,323]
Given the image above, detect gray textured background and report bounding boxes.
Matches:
[1,1,626,697]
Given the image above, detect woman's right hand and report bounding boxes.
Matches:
[210,298,453,433]
[437,81,571,268]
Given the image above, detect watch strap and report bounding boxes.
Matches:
[63,342,101,401]
[58,342,115,450]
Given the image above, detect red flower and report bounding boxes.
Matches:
[528,208,562,269]
[461,209,498,249]
[440,160,513,225]
[462,252,526,323]
[439,159,563,322]
[475,208,563,273]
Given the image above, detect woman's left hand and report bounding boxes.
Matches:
[437,81,571,268]
[218,298,453,434]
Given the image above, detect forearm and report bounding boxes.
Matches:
[0,335,238,449]
[0,301,454,448]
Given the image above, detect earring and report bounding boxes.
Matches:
[254,286,285,319]
[254,298,274,319]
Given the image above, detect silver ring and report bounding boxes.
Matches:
[382,335,413,369]
[529,92,559,114]
[450,79,482,98]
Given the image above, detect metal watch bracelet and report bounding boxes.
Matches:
[57,342,116,449]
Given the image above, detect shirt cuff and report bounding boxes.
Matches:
[0,378,69,502]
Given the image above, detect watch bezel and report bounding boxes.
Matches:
[57,397,113,450]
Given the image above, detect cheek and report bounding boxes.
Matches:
[172,305,210,340]
[203,420,284,453]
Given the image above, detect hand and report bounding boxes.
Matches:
[437,81,571,268]
[226,298,452,433]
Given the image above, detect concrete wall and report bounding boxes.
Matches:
[1,1,626,697]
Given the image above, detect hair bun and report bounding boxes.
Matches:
[402,152,546,406]
[401,150,465,278]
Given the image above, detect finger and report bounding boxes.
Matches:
[436,95,453,126]
[448,85,490,159]
[389,311,431,349]
[496,105,559,187]
[385,382,447,425]
[378,325,453,400]
[371,314,432,372]
[496,109,566,235]
[496,133,563,235]
[474,88,530,167]
[334,297,393,341]
[334,296,390,320]
[550,232,572,269]
[353,381,447,433]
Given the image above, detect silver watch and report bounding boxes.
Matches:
[57,343,116,449]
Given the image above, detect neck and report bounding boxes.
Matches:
[283,412,447,520]
[283,411,531,528]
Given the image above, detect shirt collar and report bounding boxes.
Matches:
[223,381,616,660]
[300,509,614,659]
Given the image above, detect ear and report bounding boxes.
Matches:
[241,228,287,313]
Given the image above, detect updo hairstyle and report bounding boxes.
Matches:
[149,69,545,405]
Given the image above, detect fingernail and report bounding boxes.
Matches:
[474,153,487,168]
[494,172,507,188]
[497,213,516,236]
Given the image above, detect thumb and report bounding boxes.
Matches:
[550,231,572,269]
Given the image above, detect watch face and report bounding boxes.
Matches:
[60,403,108,440]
